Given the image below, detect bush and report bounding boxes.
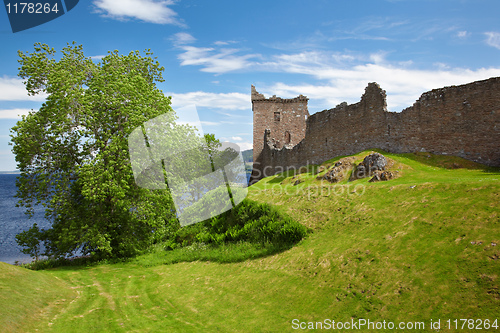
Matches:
[171,199,308,249]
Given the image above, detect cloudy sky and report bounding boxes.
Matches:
[1,0,500,170]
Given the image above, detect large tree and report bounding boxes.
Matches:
[11,42,192,258]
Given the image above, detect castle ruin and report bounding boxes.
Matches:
[250,77,500,183]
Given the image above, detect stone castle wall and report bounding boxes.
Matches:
[251,85,309,177]
[250,77,500,182]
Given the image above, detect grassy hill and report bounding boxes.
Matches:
[0,262,75,332]
[242,149,253,180]
[241,149,253,163]
[1,150,499,332]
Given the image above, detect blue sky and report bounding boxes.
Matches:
[1,0,500,171]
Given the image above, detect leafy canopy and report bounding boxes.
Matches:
[11,42,199,259]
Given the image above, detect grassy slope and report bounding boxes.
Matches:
[2,150,499,332]
[0,262,75,332]
[248,151,500,322]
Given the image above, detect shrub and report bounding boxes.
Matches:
[171,199,308,249]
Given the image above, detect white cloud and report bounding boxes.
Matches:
[236,141,252,151]
[0,108,33,119]
[258,51,500,111]
[0,77,47,101]
[169,91,249,110]
[171,34,259,74]
[485,32,500,50]
[213,40,237,46]
[457,30,468,39]
[220,138,252,151]
[90,55,106,60]
[171,32,196,46]
[176,46,259,73]
[171,36,500,112]
[93,0,183,25]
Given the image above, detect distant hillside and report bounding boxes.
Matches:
[241,149,253,163]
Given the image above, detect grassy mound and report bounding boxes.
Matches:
[252,149,499,191]
[139,199,309,266]
[248,150,500,320]
[174,199,308,246]
[0,262,75,332]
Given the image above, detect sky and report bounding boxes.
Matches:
[1,0,500,171]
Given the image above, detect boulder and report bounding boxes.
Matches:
[350,153,387,180]
[369,170,394,182]
[321,157,355,183]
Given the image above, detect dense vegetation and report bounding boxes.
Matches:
[11,43,184,259]
[169,198,308,248]
[11,43,241,260]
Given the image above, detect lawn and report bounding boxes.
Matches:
[1,150,499,332]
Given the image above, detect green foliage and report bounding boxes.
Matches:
[171,199,309,249]
[10,42,188,259]
[15,223,43,260]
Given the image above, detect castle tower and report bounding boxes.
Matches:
[251,85,309,182]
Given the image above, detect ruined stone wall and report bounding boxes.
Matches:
[251,85,309,181]
[251,77,500,182]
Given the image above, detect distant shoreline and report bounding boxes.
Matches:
[0,171,20,175]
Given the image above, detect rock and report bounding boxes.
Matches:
[350,153,387,180]
[315,166,326,175]
[363,152,387,171]
[380,171,393,181]
[369,172,381,182]
[351,164,367,180]
[369,171,394,182]
[321,157,355,183]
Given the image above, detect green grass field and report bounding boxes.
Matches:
[1,150,499,332]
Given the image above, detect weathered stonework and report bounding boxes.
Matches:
[250,77,500,183]
[251,85,309,182]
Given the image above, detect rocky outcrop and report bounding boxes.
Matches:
[350,153,387,181]
[320,157,356,183]
[369,170,395,182]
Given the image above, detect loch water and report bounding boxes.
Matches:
[0,172,253,265]
[0,174,48,264]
